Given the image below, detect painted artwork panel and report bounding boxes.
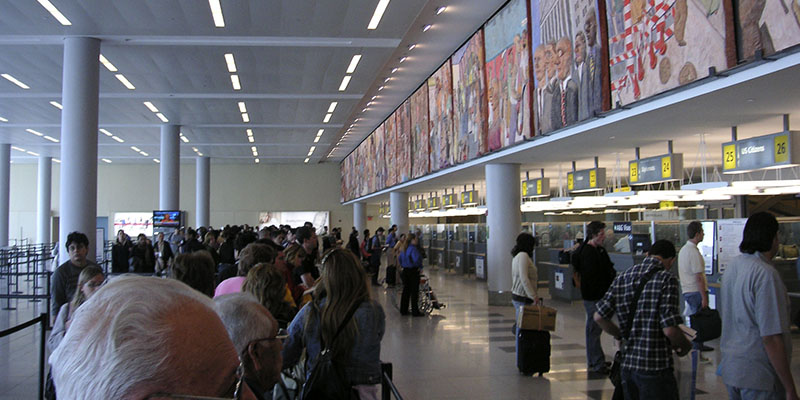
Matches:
[410,84,430,179]
[735,0,800,60]
[452,29,489,162]
[340,161,347,202]
[427,60,454,172]
[385,115,397,187]
[484,0,533,151]
[531,0,607,135]
[396,101,412,183]
[606,0,731,106]
[374,124,386,191]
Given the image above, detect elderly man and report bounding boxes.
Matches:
[49,276,257,400]
[216,293,284,400]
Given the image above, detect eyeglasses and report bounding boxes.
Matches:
[146,359,245,400]
[248,328,289,347]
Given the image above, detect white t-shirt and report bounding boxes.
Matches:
[677,241,706,293]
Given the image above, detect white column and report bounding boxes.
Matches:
[353,202,367,235]
[389,192,409,235]
[196,156,210,227]
[159,124,180,210]
[485,163,521,305]
[59,37,100,263]
[37,156,52,244]
[0,144,10,247]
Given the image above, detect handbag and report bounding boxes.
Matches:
[609,268,659,387]
[300,303,361,400]
[688,308,721,342]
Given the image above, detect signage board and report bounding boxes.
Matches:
[628,153,684,184]
[612,222,632,234]
[461,190,478,205]
[722,131,799,173]
[414,199,427,211]
[443,193,458,207]
[716,218,746,274]
[428,197,439,209]
[567,168,606,193]
[522,178,550,197]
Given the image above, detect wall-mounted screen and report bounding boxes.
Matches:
[153,210,182,228]
[114,212,153,238]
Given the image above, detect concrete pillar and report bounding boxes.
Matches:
[390,192,409,235]
[0,144,9,247]
[59,37,100,263]
[159,124,180,210]
[353,202,367,236]
[196,156,210,227]
[37,156,52,244]
[485,163,521,305]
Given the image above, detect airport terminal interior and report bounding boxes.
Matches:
[2,0,800,399]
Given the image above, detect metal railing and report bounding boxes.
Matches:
[381,362,403,400]
[0,313,47,400]
[0,243,56,320]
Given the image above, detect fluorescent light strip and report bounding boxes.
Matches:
[143,101,159,113]
[367,0,390,29]
[254,158,260,164]
[391,67,398,74]
[156,113,168,122]
[323,113,332,123]
[313,136,320,143]
[1,74,30,89]
[180,135,189,143]
[317,129,324,136]
[327,102,338,113]
[11,146,25,152]
[131,146,141,152]
[153,159,160,163]
[36,0,72,25]
[115,74,136,90]
[99,54,118,72]
[43,135,59,143]
[304,158,310,163]
[242,113,250,123]
[224,53,237,73]
[50,101,63,110]
[197,152,203,156]
[208,0,225,27]
[338,75,351,91]
[346,55,362,74]
[436,6,447,14]
[112,136,124,143]
[247,136,254,143]
[378,86,385,91]
[101,159,112,163]
[423,24,432,32]
[192,147,199,152]
[99,129,113,137]
[238,101,247,113]
[26,151,40,156]
[140,151,149,157]
[26,128,44,136]
[250,146,257,152]
[399,57,407,63]
[231,75,241,90]
[309,146,316,153]
[53,159,60,163]
[408,44,417,51]
[0,117,7,122]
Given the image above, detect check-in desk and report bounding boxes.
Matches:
[540,261,582,302]
[429,239,447,270]
[448,239,467,274]
[467,242,487,280]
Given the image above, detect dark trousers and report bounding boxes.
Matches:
[400,268,420,314]
[621,367,679,400]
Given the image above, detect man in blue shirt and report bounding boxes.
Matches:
[398,233,424,316]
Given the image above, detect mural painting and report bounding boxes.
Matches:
[427,61,454,172]
[452,29,489,162]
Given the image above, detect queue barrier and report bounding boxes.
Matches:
[0,313,47,400]
[381,362,403,400]
[0,244,56,320]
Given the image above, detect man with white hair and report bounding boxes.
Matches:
[49,276,257,400]
[215,293,285,400]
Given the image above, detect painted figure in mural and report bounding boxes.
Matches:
[533,44,552,135]
[488,79,503,151]
[545,42,561,132]
[436,74,451,169]
[555,36,578,129]
[583,9,603,119]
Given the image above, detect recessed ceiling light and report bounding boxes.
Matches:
[36,0,72,25]
[1,74,30,89]
[313,136,320,143]
[197,152,203,156]
[408,44,417,51]
[143,101,159,113]
[26,129,44,137]
[436,6,447,14]
[250,146,257,152]
[309,146,316,153]
[0,117,7,122]
[367,0,390,29]
[26,151,40,156]
[192,147,199,152]
[180,135,189,143]
[99,54,118,72]
[609,136,616,140]
[346,55,362,74]
[378,86,385,91]
[115,74,136,90]
[208,0,225,28]
[252,151,258,156]
[391,67,398,74]
[338,75,351,91]
[247,136,254,143]
[304,158,310,163]
[423,24,432,32]
[317,129,324,136]
[323,113,332,123]
[140,151,149,157]
[238,101,247,113]
[362,108,368,112]
[50,101,63,110]
[101,158,112,164]
[231,75,241,90]
[328,102,338,113]
[112,136,124,143]
[224,53,237,73]
[153,158,160,163]
[399,57,407,63]
[43,135,59,143]
[384,77,391,83]
[156,113,169,122]
[131,146,141,152]
[254,158,260,164]
[99,128,113,137]
[241,113,250,123]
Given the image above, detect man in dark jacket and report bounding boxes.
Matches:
[369,227,385,286]
[111,229,132,273]
[572,221,616,373]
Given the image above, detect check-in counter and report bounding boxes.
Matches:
[448,240,467,274]
[468,242,487,280]
[609,252,636,273]
[540,261,582,302]
[429,239,447,269]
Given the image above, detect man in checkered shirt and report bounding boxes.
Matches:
[594,240,692,399]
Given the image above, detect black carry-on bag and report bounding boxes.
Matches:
[516,329,551,375]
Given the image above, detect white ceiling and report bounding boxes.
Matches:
[0,0,507,164]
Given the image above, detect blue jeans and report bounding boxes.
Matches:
[512,300,526,353]
[621,367,679,400]
[683,291,704,349]
[583,300,606,370]
[726,385,785,400]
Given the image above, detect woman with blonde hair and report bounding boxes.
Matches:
[48,265,105,352]
[282,248,385,400]
[242,262,297,328]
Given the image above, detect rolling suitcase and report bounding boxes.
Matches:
[516,329,551,375]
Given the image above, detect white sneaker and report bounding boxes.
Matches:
[699,354,712,364]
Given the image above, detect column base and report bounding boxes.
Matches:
[488,290,513,306]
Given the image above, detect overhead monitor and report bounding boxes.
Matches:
[153,210,182,228]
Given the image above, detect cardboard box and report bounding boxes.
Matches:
[517,305,557,331]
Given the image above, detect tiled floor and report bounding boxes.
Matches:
[2,270,800,399]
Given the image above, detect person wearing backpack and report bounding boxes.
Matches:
[282,248,386,400]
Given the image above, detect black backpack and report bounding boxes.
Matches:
[300,303,361,400]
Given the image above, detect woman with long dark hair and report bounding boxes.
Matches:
[511,232,539,325]
[282,248,385,399]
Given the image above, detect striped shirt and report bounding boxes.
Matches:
[595,257,683,371]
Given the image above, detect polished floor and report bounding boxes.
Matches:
[2,269,800,399]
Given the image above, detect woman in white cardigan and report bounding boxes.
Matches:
[511,232,539,328]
